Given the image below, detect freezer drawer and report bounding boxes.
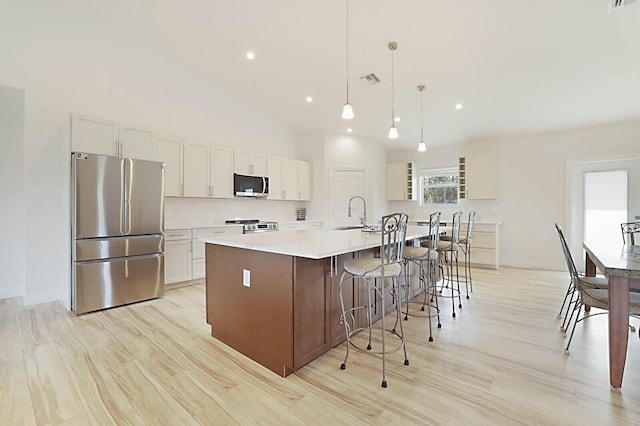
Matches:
[73,254,164,314]
[75,235,164,261]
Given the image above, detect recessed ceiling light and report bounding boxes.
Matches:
[455,104,463,110]
[347,128,353,133]
[305,96,313,103]
[394,116,400,122]
[246,52,255,60]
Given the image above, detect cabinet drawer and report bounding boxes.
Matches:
[469,247,497,266]
[192,227,243,258]
[280,223,308,231]
[165,230,192,241]
[470,233,495,249]
[192,227,242,239]
[308,222,322,230]
[470,223,496,234]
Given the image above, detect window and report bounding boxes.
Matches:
[420,167,459,205]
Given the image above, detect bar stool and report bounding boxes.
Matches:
[459,211,476,299]
[401,211,441,341]
[436,211,463,317]
[338,212,409,388]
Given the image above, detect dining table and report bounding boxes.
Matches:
[583,242,640,388]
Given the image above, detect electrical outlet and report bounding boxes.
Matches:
[243,269,250,287]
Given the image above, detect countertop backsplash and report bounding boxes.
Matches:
[164,197,315,229]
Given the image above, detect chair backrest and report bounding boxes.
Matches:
[423,211,441,251]
[466,211,476,241]
[621,222,640,245]
[555,223,579,284]
[451,211,463,243]
[380,212,409,266]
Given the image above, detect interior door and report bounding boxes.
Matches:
[330,168,366,228]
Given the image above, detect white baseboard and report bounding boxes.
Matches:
[0,285,24,300]
[22,288,64,306]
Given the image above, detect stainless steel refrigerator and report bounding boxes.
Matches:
[71,152,165,314]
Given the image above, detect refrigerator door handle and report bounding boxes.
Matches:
[123,158,131,235]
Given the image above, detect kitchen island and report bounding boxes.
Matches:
[204,226,434,377]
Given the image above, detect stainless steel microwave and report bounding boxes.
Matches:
[233,173,269,197]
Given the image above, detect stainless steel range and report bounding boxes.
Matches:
[225,219,279,233]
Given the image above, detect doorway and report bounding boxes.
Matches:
[568,157,640,270]
[583,170,627,250]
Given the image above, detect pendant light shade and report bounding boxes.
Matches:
[417,85,426,152]
[342,103,354,120]
[342,0,354,120]
[388,42,398,139]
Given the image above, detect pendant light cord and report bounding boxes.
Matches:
[391,49,395,123]
[420,88,424,142]
[345,0,350,103]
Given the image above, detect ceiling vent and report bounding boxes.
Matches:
[610,0,636,10]
[360,73,380,86]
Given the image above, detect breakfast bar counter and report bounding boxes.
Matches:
[204,226,433,376]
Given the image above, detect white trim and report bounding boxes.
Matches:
[0,285,24,300]
[22,288,64,307]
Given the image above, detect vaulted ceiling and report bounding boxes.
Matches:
[91,0,640,149]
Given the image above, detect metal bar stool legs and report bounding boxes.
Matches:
[338,212,409,388]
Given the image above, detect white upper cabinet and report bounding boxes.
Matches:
[183,143,234,199]
[386,162,415,201]
[71,114,119,156]
[210,146,234,198]
[234,150,266,175]
[156,135,184,197]
[466,153,497,200]
[119,124,155,160]
[267,156,284,200]
[183,142,210,198]
[282,158,299,201]
[71,114,155,160]
[298,161,312,201]
[267,157,312,201]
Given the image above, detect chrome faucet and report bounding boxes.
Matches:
[348,196,367,226]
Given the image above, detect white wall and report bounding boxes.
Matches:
[0,85,25,299]
[299,132,388,227]
[390,119,640,271]
[0,1,296,305]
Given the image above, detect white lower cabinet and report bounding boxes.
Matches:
[461,223,500,269]
[191,227,243,280]
[164,230,192,284]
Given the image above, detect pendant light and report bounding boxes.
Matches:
[341,0,354,120]
[417,85,427,152]
[388,42,398,139]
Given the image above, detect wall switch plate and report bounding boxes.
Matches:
[243,269,250,287]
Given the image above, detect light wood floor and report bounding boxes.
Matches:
[2,267,640,425]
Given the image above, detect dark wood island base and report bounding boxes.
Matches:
[206,243,334,377]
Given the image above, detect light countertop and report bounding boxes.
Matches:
[203,225,435,259]
[165,218,322,231]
